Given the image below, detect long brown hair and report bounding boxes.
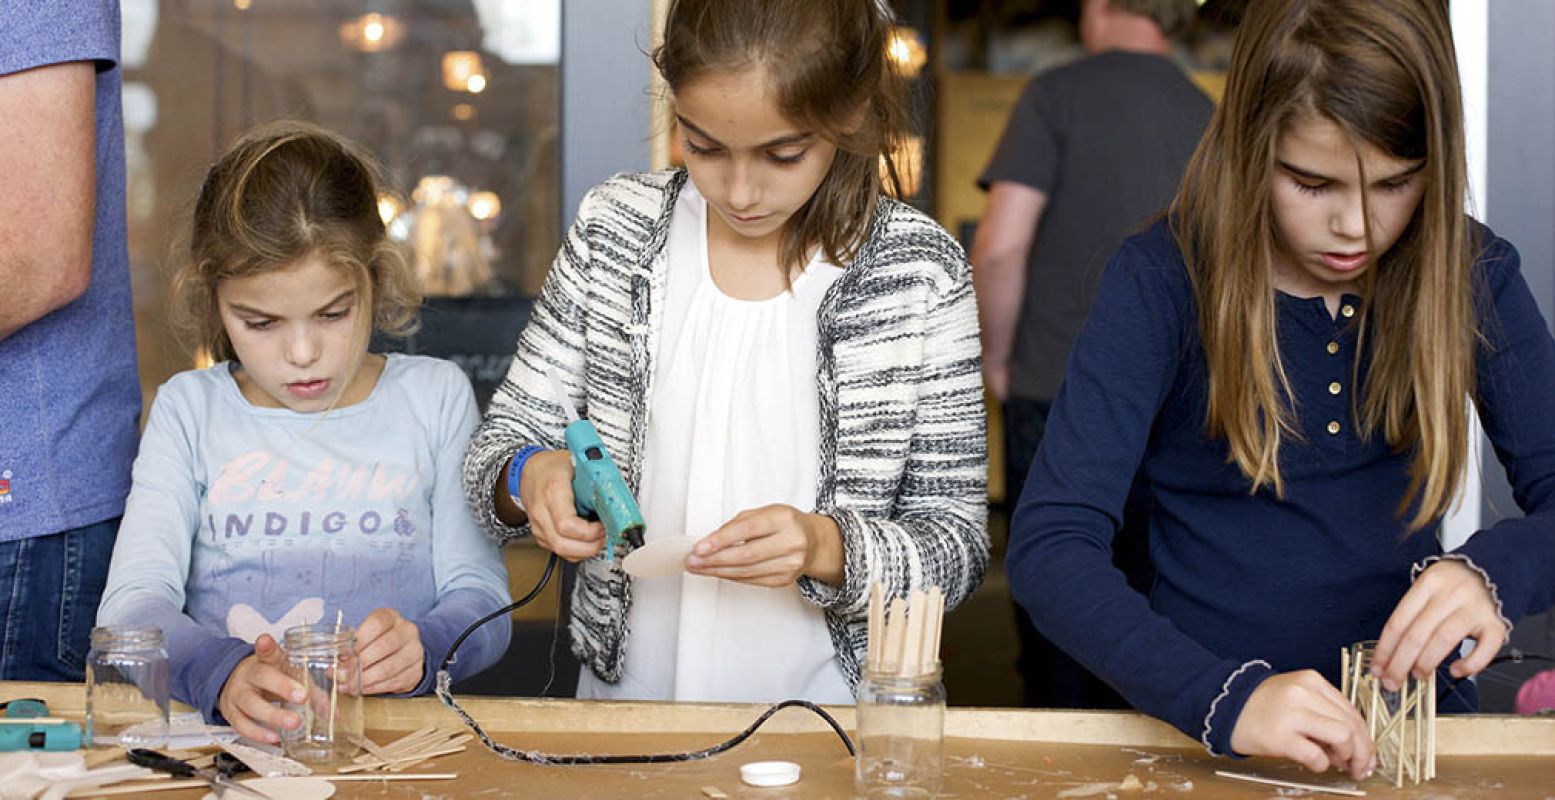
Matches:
[173,121,420,363]
[1169,0,1475,529]
[653,0,911,273]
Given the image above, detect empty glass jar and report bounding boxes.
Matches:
[85,625,170,747]
[281,623,363,763]
[855,666,946,799]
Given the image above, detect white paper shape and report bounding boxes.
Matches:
[621,536,697,578]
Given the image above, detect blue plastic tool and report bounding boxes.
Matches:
[0,699,82,751]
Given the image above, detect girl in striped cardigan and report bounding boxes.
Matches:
[463,0,988,703]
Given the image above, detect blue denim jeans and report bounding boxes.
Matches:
[0,519,118,680]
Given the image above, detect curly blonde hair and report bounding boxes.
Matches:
[172,120,420,363]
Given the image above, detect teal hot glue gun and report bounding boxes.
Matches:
[0,699,83,751]
[565,418,646,561]
[548,373,645,561]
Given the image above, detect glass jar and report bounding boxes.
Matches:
[85,625,170,747]
[855,666,946,799]
[281,623,364,763]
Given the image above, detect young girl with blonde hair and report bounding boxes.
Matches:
[464,0,988,703]
[1010,0,1555,778]
[99,122,512,743]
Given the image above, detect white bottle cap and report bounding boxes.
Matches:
[740,760,802,787]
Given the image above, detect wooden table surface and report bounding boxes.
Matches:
[7,681,1554,798]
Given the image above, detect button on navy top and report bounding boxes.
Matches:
[1008,218,1555,755]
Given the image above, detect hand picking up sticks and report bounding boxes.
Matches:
[866,583,944,678]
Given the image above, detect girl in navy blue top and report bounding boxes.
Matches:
[1008,0,1555,780]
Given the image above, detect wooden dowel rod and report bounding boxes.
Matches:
[1215,770,1366,797]
[323,773,458,782]
[1426,671,1436,780]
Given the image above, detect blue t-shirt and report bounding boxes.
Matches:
[98,355,513,720]
[0,1,140,540]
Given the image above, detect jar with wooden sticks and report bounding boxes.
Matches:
[281,622,363,763]
[1340,639,1436,786]
[855,584,946,799]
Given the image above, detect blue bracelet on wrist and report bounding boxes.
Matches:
[506,445,545,503]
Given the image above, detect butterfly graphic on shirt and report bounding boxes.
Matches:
[226,597,325,644]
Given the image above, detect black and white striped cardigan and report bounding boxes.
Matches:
[462,169,989,692]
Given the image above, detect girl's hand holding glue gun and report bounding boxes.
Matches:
[509,450,607,563]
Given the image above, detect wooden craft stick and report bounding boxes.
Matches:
[387,735,471,772]
[337,744,468,773]
[1214,770,1366,797]
[388,744,468,773]
[926,587,944,668]
[0,717,68,724]
[393,730,461,759]
[410,728,459,749]
[867,583,884,672]
[83,749,132,769]
[385,726,438,749]
[902,589,926,677]
[350,733,397,764]
[882,597,906,675]
[355,726,436,762]
[65,779,209,797]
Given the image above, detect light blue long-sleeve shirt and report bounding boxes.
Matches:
[99,354,512,721]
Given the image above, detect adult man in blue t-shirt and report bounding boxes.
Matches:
[0,1,141,679]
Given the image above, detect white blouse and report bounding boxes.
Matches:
[575,179,851,704]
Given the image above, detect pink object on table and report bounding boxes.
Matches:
[1515,668,1555,715]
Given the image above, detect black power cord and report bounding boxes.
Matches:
[1437,648,1555,707]
[433,551,857,764]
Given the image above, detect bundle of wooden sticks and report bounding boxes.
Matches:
[1340,643,1436,788]
[865,583,945,678]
